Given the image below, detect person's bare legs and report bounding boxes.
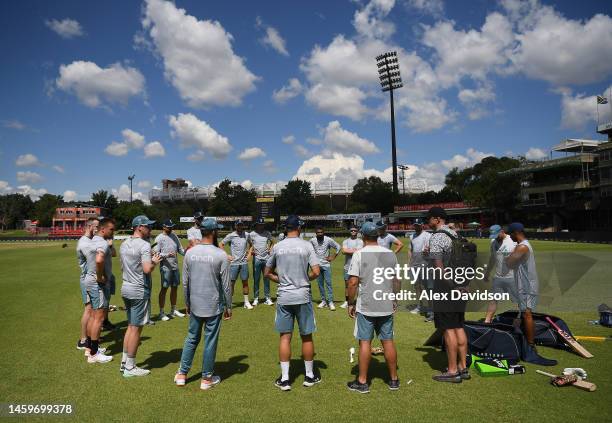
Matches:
[454,328,468,370]
[279,333,292,362]
[443,329,458,374]
[80,304,92,342]
[170,286,178,310]
[485,301,497,323]
[158,287,168,313]
[381,339,398,380]
[358,340,372,384]
[301,334,314,360]
[241,279,249,296]
[124,325,144,356]
[523,308,535,345]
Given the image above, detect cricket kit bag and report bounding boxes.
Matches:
[494,310,574,350]
[598,304,612,327]
[462,321,522,361]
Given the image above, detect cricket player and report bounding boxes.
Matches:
[264,215,321,391]
[484,224,517,323]
[175,218,232,390]
[376,221,403,253]
[346,221,400,393]
[83,217,116,363]
[154,219,186,321]
[249,217,274,306]
[76,216,99,351]
[92,220,117,332]
[220,220,253,309]
[408,219,432,318]
[310,225,341,310]
[187,211,204,248]
[119,215,161,377]
[427,207,469,383]
[340,225,363,309]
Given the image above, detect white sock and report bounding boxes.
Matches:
[125,356,135,370]
[244,295,250,303]
[121,351,128,364]
[171,305,176,312]
[280,361,290,381]
[304,360,314,378]
[159,308,165,315]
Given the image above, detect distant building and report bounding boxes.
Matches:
[50,206,102,237]
[387,202,486,232]
[162,178,188,191]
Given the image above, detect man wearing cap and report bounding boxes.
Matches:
[483,225,517,323]
[311,225,341,310]
[265,215,321,391]
[119,215,162,377]
[376,221,404,254]
[346,221,400,393]
[76,216,98,351]
[340,225,363,309]
[187,212,204,248]
[220,220,253,309]
[91,217,118,335]
[408,219,432,318]
[174,218,232,390]
[248,218,274,306]
[426,207,468,383]
[154,219,186,321]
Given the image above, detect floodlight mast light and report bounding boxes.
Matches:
[376,51,404,200]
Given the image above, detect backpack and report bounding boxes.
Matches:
[433,230,478,285]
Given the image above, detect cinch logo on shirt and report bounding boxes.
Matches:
[278,248,304,255]
[189,255,214,263]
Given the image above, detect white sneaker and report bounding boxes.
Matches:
[174,373,186,386]
[87,351,113,364]
[123,366,150,377]
[172,309,185,318]
[340,301,348,309]
[200,375,221,390]
[318,301,328,309]
[252,298,259,306]
[84,346,107,356]
[410,306,421,315]
[160,313,170,321]
[329,302,336,311]
[264,298,274,306]
[244,301,254,310]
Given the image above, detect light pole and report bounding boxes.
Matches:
[376,51,403,200]
[398,164,410,195]
[128,174,135,203]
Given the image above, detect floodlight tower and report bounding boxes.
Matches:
[398,164,411,195]
[128,174,135,203]
[376,51,403,200]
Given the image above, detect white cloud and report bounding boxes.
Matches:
[104,142,129,157]
[45,18,84,39]
[187,150,205,162]
[0,181,12,194]
[15,185,47,200]
[63,190,78,202]
[56,61,145,108]
[282,135,295,144]
[240,179,254,189]
[353,0,396,39]
[293,145,311,158]
[111,184,148,203]
[122,129,145,149]
[321,121,379,155]
[525,147,547,160]
[559,86,612,130]
[141,0,258,108]
[441,148,493,169]
[52,165,65,173]
[17,171,43,184]
[144,141,165,158]
[256,17,289,56]
[458,82,496,120]
[137,180,152,189]
[15,154,41,167]
[272,78,303,104]
[238,147,266,160]
[263,159,277,173]
[2,119,26,130]
[407,0,444,17]
[169,113,232,159]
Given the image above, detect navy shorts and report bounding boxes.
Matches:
[275,303,316,336]
[354,313,394,341]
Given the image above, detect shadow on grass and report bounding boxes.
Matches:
[349,356,397,384]
[185,355,250,384]
[415,347,447,371]
[141,348,183,370]
[287,358,327,384]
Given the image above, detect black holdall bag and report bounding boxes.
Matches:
[598,304,612,327]
[494,310,574,350]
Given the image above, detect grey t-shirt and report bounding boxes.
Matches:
[120,237,152,299]
[183,244,232,318]
[266,236,320,305]
[76,235,91,283]
[342,237,364,271]
[92,235,113,281]
[82,235,108,288]
[153,232,185,270]
[187,226,202,241]
[249,230,272,260]
[309,236,341,267]
[222,231,249,265]
[377,233,398,250]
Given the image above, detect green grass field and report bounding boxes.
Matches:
[0,238,611,422]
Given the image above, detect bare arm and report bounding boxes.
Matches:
[264,266,279,283]
[393,239,404,254]
[506,244,528,269]
[308,264,321,281]
[95,251,106,283]
[347,275,359,318]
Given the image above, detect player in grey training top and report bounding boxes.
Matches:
[265,215,321,391]
[175,218,232,390]
[76,217,99,351]
[484,224,516,323]
[340,225,364,309]
[248,218,274,306]
[220,220,253,309]
[91,224,117,331]
[119,215,161,377]
[153,219,186,321]
[376,221,404,253]
[310,225,341,310]
[187,211,204,248]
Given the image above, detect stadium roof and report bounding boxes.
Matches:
[499,153,596,175]
[552,139,602,153]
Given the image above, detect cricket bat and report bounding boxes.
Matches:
[545,317,593,358]
[575,335,611,342]
[536,370,596,392]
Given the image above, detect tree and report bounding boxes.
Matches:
[91,190,119,215]
[0,194,34,229]
[276,179,314,215]
[207,179,257,216]
[34,194,63,227]
[351,176,394,214]
[113,200,147,229]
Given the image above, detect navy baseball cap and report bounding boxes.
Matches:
[200,218,223,230]
[162,218,176,228]
[375,220,386,229]
[489,224,502,238]
[426,206,447,220]
[132,215,155,227]
[255,217,265,225]
[235,219,244,226]
[193,211,204,220]
[285,215,302,229]
[361,221,378,236]
[507,222,524,234]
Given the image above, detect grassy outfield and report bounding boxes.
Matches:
[0,238,611,422]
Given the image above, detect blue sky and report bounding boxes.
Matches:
[1,0,611,202]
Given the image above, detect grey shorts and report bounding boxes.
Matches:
[123,297,150,326]
[161,268,180,288]
[80,280,88,305]
[518,294,538,312]
[275,303,316,336]
[491,277,518,302]
[230,263,249,281]
[86,283,109,310]
[354,313,394,341]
